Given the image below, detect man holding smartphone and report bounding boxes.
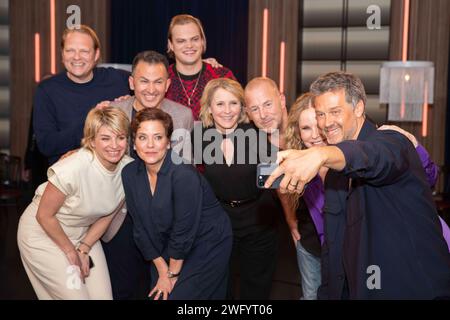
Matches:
[265,71,450,299]
[245,77,322,300]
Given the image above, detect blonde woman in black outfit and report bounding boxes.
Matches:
[192,78,282,299]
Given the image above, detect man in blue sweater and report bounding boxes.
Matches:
[32,25,149,300]
[33,25,130,164]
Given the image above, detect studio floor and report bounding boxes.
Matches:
[0,188,301,300]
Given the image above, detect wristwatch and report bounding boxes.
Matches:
[167,270,180,278]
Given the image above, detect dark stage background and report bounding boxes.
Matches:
[110,0,249,85]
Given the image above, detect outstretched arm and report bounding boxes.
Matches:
[265,146,345,194]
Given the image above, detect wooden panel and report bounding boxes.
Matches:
[55,0,110,68]
[388,0,403,60]
[390,0,450,191]
[389,0,450,175]
[410,0,450,167]
[10,0,49,161]
[247,0,299,107]
[247,0,263,83]
[9,0,110,161]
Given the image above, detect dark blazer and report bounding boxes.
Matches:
[319,120,450,299]
[121,152,232,299]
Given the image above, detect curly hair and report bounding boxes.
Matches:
[285,93,314,151]
[284,92,315,210]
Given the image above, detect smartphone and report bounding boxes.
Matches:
[89,256,95,269]
[256,163,284,189]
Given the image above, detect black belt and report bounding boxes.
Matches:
[218,193,260,208]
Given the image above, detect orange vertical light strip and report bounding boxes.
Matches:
[262,8,269,77]
[279,41,286,93]
[401,0,410,62]
[50,0,56,74]
[35,33,41,83]
[422,83,428,137]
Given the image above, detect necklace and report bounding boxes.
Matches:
[176,68,202,107]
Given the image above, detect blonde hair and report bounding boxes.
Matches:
[81,107,130,153]
[61,24,101,51]
[285,92,315,210]
[167,14,207,58]
[199,78,249,128]
[285,93,314,150]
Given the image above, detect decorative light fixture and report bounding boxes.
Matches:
[279,41,285,93]
[380,61,434,122]
[378,0,434,136]
[34,33,41,83]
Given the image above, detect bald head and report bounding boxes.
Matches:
[245,77,280,96]
[244,77,286,133]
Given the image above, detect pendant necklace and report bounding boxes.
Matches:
[176,68,202,107]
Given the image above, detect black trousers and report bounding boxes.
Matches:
[228,226,278,300]
[102,214,151,300]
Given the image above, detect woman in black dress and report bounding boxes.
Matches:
[192,78,282,299]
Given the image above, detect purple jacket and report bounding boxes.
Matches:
[304,144,450,251]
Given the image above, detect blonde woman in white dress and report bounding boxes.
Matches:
[17,107,133,300]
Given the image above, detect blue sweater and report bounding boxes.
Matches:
[33,67,130,164]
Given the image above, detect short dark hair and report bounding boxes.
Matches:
[310,71,367,108]
[131,50,169,76]
[131,108,173,142]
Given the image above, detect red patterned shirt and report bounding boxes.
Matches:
[166,62,236,120]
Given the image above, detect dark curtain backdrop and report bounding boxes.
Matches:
[110,0,249,84]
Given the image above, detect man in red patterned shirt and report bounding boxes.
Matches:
[166,14,236,120]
